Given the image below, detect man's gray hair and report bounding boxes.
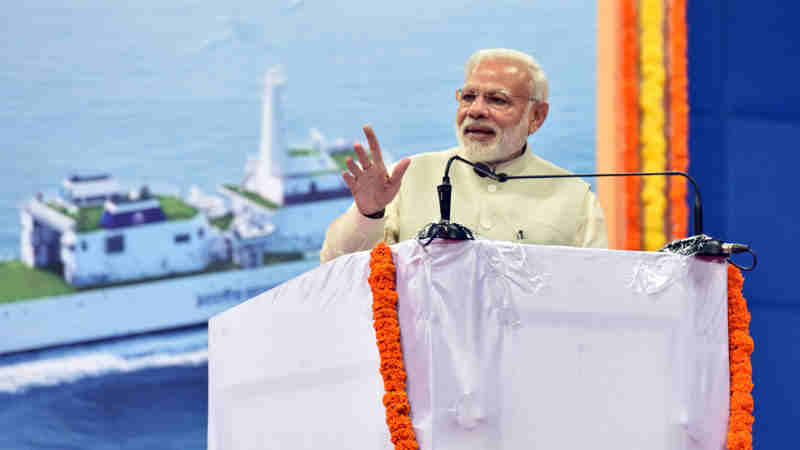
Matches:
[464,49,549,103]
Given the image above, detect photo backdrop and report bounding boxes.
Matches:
[0,2,597,449]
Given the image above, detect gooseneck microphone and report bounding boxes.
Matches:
[471,160,704,236]
[416,160,475,243]
[416,155,756,271]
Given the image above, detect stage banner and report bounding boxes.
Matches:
[209,240,729,449]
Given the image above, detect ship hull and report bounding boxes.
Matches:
[0,258,320,355]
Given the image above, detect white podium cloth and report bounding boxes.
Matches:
[209,240,729,450]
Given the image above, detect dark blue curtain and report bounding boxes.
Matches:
[688,1,800,445]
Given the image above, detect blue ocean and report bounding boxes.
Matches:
[0,1,595,448]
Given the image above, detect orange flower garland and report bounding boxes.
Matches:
[727,265,754,449]
[620,0,690,247]
[621,0,642,250]
[369,242,419,450]
[668,0,690,240]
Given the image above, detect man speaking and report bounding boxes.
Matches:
[321,48,607,263]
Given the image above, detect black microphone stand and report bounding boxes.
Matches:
[416,156,480,244]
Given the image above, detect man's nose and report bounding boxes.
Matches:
[467,95,489,118]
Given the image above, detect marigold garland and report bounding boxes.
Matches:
[727,265,754,449]
[639,0,668,250]
[369,242,420,450]
[621,0,642,250]
[621,0,690,247]
[668,0,690,240]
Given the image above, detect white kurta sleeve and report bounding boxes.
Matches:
[319,201,400,263]
[576,190,609,249]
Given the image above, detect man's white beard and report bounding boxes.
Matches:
[456,107,530,163]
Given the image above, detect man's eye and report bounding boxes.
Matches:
[487,95,509,106]
[461,93,477,102]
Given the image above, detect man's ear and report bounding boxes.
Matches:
[528,102,549,135]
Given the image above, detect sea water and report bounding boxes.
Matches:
[0,327,210,449]
[0,0,595,448]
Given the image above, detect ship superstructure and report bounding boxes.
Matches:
[239,66,352,207]
[21,179,221,288]
[221,65,356,261]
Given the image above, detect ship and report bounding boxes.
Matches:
[0,66,364,355]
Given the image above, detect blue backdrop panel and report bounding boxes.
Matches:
[724,2,800,115]
[727,118,800,305]
[748,304,800,446]
[688,0,800,446]
[685,113,728,236]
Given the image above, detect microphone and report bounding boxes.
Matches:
[471,160,705,236]
[416,155,756,270]
[417,156,476,243]
[473,162,508,182]
[417,155,511,243]
[660,234,757,271]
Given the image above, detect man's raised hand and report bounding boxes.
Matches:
[342,125,411,216]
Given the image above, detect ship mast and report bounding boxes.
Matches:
[244,66,286,206]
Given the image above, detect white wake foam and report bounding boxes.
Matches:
[0,349,208,394]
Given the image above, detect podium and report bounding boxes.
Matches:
[208,240,729,449]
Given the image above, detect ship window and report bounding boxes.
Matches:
[174,233,191,244]
[106,235,124,254]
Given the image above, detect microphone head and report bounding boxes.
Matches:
[473,162,492,178]
[473,162,507,182]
